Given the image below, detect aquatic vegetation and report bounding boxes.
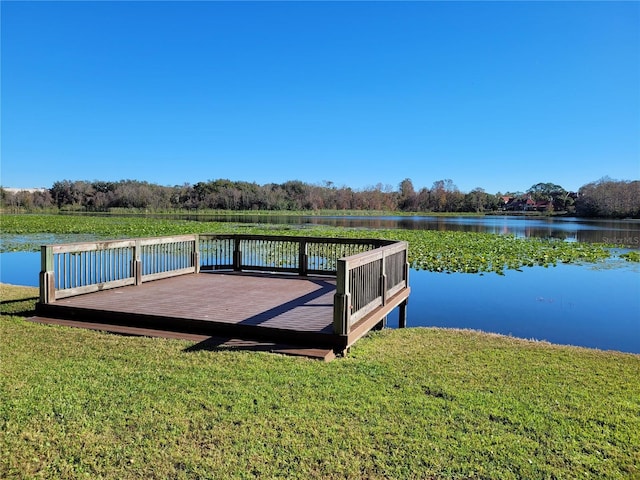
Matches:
[0,214,617,274]
[395,230,611,274]
[621,250,640,262]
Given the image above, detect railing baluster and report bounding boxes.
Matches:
[73,252,78,288]
[96,250,100,284]
[65,253,69,289]
[55,253,60,290]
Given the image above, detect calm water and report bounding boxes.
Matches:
[1,251,41,287]
[149,214,640,246]
[388,262,640,354]
[2,216,639,354]
[61,213,640,246]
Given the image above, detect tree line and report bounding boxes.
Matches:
[1,177,638,218]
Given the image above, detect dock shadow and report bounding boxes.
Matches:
[236,278,335,327]
[0,296,39,318]
[183,336,288,354]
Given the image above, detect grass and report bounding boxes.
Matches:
[2,285,639,479]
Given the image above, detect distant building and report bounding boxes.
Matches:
[1,187,48,193]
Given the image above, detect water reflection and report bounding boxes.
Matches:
[135,214,640,246]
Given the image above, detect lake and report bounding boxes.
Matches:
[389,261,640,354]
[61,212,640,245]
[1,215,639,354]
[137,213,640,246]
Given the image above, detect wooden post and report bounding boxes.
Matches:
[398,299,408,328]
[399,257,409,328]
[192,235,200,274]
[374,316,387,330]
[233,238,241,271]
[298,240,308,276]
[379,273,387,305]
[404,260,410,288]
[333,259,351,335]
[380,250,387,306]
[333,293,350,336]
[133,241,142,285]
[39,245,55,303]
[192,251,200,274]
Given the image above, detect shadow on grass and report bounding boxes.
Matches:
[0,297,38,317]
[184,336,294,354]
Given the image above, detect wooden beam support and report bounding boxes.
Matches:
[399,299,408,328]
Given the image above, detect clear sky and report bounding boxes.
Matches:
[1,1,638,194]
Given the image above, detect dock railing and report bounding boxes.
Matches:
[332,240,409,336]
[39,234,409,337]
[39,235,200,302]
[197,234,388,275]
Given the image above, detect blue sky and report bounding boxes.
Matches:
[2,1,638,194]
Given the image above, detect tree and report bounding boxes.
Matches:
[23,175,638,217]
[431,179,459,212]
[465,187,488,213]
[398,178,417,211]
[527,182,565,199]
[576,178,640,218]
[527,182,570,212]
[50,180,78,208]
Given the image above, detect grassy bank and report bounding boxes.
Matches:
[1,285,639,479]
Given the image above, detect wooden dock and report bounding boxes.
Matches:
[34,234,410,360]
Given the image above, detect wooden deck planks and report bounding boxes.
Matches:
[47,272,335,332]
[35,272,344,356]
[34,271,408,360]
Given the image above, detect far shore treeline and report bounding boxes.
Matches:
[1,176,639,218]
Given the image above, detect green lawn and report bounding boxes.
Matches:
[2,285,639,479]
